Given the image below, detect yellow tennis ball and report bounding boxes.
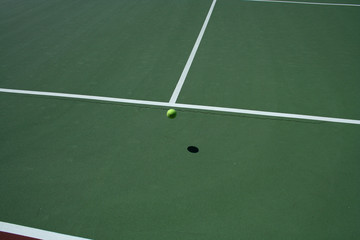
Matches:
[167,109,177,119]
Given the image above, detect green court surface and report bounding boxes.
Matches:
[1,0,360,240]
[0,0,210,101]
[179,0,360,119]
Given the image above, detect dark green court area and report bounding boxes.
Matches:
[1,93,360,239]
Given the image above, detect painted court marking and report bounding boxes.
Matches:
[0,221,91,240]
[1,88,360,125]
[169,0,217,104]
[246,0,360,7]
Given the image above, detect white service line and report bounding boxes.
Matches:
[0,88,170,108]
[169,0,217,104]
[245,0,360,7]
[1,88,360,125]
[174,103,360,125]
[0,221,92,240]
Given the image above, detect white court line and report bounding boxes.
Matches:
[245,0,360,7]
[1,88,360,125]
[0,221,91,240]
[169,0,217,104]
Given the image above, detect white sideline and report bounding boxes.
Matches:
[169,0,217,103]
[1,88,360,125]
[245,0,360,7]
[0,221,91,240]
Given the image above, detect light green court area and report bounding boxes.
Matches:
[179,0,360,119]
[1,94,360,240]
[1,0,360,239]
[0,0,210,101]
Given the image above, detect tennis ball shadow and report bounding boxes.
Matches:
[187,146,199,153]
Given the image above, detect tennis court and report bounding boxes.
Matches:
[1,0,360,239]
